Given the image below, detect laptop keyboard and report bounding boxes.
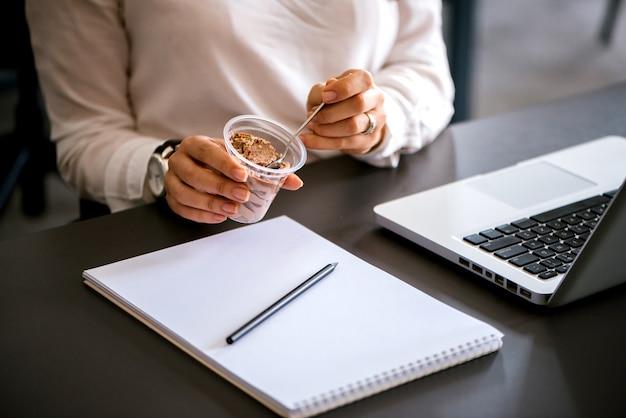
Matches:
[463,191,616,280]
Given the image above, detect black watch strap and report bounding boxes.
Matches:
[155,138,183,157]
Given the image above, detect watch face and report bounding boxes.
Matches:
[147,156,166,197]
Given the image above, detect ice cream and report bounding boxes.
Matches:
[230,132,289,169]
[224,115,306,223]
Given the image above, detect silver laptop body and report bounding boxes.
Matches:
[374,136,626,306]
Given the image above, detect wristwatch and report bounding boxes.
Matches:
[146,139,182,198]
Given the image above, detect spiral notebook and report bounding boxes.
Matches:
[83,216,503,418]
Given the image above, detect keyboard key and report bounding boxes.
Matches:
[531,225,552,235]
[509,253,540,267]
[516,230,537,240]
[564,237,585,248]
[568,225,589,235]
[533,248,556,258]
[562,215,580,225]
[556,253,575,263]
[540,258,562,269]
[556,265,570,274]
[575,211,597,220]
[552,230,574,239]
[480,229,503,240]
[524,263,547,274]
[548,243,570,253]
[531,194,612,223]
[538,270,558,280]
[584,220,598,229]
[591,205,606,215]
[495,245,527,259]
[463,234,487,245]
[512,218,537,229]
[538,235,559,245]
[546,220,567,230]
[496,224,519,235]
[480,236,522,252]
[522,240,544,250]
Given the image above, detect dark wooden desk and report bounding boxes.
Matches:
[2,82,626,417]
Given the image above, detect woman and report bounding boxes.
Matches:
[26,0,454,223]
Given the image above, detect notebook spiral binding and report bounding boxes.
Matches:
[293,334,503,418]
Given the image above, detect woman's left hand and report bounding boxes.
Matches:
[301,69,386,155]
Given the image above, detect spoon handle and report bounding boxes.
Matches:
[292,102,325,138]
[269,103,326,168]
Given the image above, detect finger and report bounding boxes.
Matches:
[301,109,385,154]
[168,137,249,200]
[166,159,250,203]
[309,113,366,138]
[313,88,381,127]
[165,136,255,223]
[300,130,381,154]
[166,196,229,224]
[322,70,373,103]
[282,173,304,191]
[307,82,325,111]
[165,172,245,217]
[177,135,248,183]
[300,132,353,150]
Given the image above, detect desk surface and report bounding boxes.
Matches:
[2,82,626,417]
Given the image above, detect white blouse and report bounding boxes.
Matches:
[27,0,454,212]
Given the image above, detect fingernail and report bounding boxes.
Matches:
[211,213,228,223]
[221,201,238,214]
[322,91,336,102]
[232,167,247,182]
[232,187,249,202]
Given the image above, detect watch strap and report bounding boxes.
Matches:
[154,138,183,159]
[148,139,182,199]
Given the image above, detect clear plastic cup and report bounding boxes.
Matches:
[224,115,307,223]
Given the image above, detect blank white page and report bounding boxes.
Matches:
[84,216,503,417]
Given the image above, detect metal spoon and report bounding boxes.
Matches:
[268,103,325,168]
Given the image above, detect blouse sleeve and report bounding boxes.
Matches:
[354,0,455,168]
[26,0,158,211]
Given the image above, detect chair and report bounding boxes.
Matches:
[0,0,55,216]
[444,0,477,122]
[599,0,623,46]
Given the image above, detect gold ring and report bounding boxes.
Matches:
[362,112,376,135]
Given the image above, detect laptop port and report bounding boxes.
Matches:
[520,288,532,299]
[485,271,493,279]
[472,264,483,274]
[495,275,505,286]
[459,257,470,268]
[506,280,518,293]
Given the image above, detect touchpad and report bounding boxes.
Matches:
[467,162,596,209]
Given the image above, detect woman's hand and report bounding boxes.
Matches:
[301,69,387,155]
[164,135,303,223]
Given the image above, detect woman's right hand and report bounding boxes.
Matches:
[164,135,303,223]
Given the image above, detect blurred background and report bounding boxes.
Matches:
[1,0,625,241]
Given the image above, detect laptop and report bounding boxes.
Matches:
[374,136,626,307]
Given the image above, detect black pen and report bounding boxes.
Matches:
[226,262,338,344]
